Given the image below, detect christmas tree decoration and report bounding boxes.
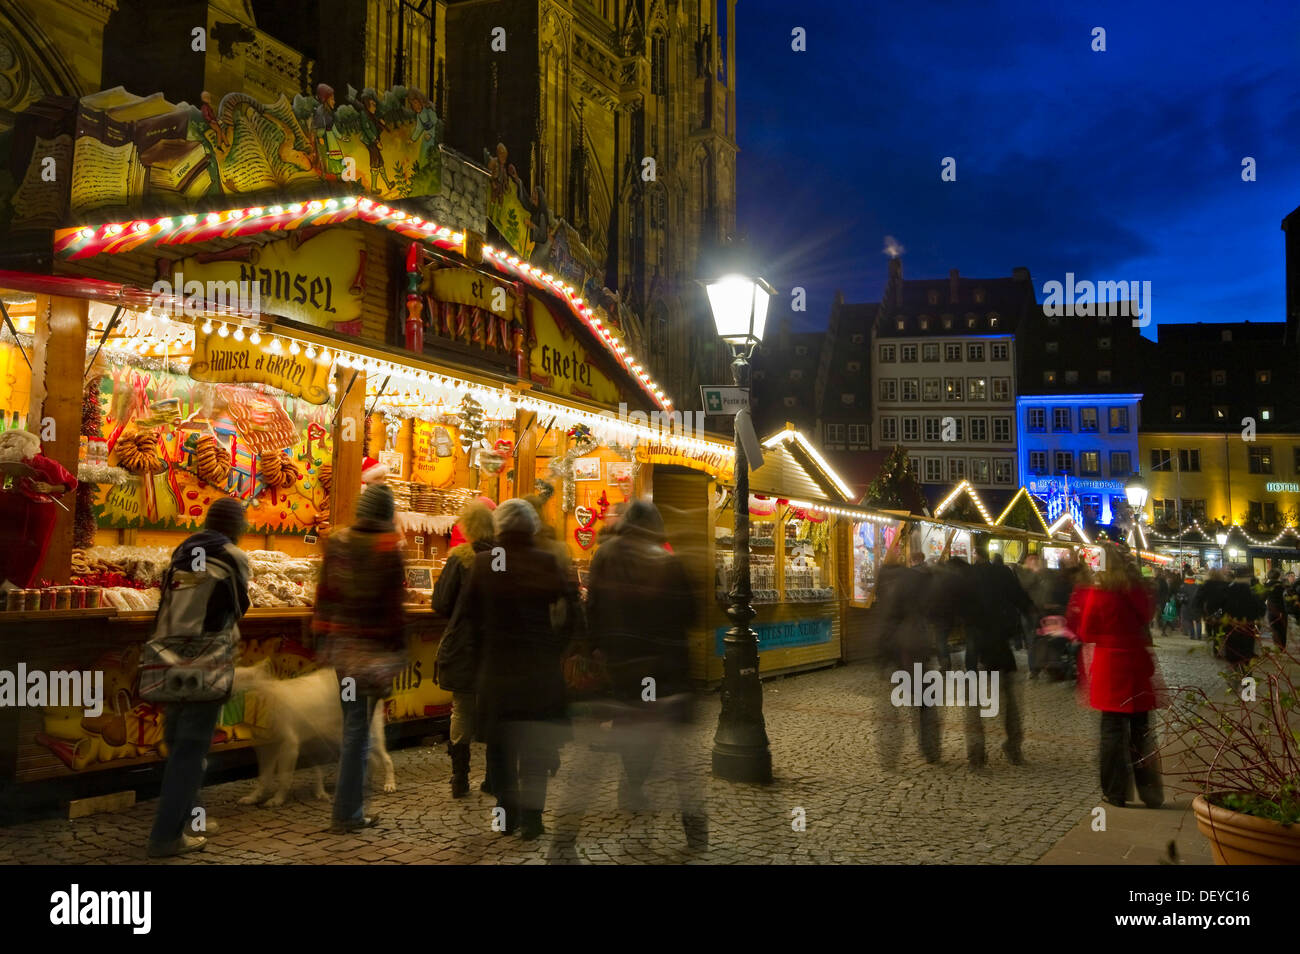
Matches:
[458,393,486,456]
[547,428,599,513]
[864,445,926,513]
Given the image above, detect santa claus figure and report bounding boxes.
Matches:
[361,454,389,486]
[0,429,78,589]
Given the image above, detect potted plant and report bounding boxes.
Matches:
[1160,645,1300,864]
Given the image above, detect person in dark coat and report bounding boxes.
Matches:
[585,499,706,848]
[313,484,408,833]
[147,498,251,858]
[873,554,945,765]
[462,498,573,840]
[1218,567,1265,670]
[1069,548,1163,808]
[966,544,1033,767]
[1264,570,1288,650]
[433,499,496,797]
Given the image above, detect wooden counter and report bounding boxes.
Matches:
[0,604,450,787]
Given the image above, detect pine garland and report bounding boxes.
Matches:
[865,444,924,511]
[74,378,103,548]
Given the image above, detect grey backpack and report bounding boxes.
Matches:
[138,559,242,703]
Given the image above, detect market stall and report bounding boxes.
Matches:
[0,82,731,789]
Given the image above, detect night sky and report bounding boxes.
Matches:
[734,0,1300,338]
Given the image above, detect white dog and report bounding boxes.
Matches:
[233,661,396,807]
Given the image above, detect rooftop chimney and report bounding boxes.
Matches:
[949,268,959,304]
[888,257,903,307]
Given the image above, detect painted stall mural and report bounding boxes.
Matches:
[90,367,330,534]
[3,83,443,229]
[33,633,449,775]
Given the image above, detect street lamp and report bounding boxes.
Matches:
[1125,474,1148,568]
[1215,530,1228,547]
[704,262,775,784]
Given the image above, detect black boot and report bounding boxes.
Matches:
[496,798,518,836]
[683,814,709,851]
[450,742,470,798]
[519,809,545,841]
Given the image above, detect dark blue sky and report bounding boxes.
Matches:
[734,0,1300,339]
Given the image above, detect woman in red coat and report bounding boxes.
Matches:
[1067,548,1164,808]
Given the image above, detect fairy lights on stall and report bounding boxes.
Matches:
[55,194,671,411]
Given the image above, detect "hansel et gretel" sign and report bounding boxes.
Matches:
[527,295,620,405]
[189,327,333,404]
[171,230,365,333]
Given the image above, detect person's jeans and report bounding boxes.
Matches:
[333,695,377,823]
[149,700,222,845]
[450,691,476,746]
[1099,710,1162,806]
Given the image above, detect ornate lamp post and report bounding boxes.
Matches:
[1125,473,1149,569]
[704,266,775,783]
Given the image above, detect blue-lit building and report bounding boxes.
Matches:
[1016,393,1143,524]
[1016,304,1155,527]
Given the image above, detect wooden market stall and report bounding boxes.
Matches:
[0,82,732,793]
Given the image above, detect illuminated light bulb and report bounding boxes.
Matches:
[328,381,338,394]
[217,323,229,338]
[392,211,405,220]
[249,207,263,217]
[289,341,300,355]
[153,341,166,354]
[206,213,220,224]
[343,196,357,207]
[451,233,464,244]
[228,209,243,220]
[233,327,246,342]
[106,224,123,235]
[133,221,148,232]
[201,319,213,334]
[376,206,390,216]
[250,331,261,344]
[358,198,372,210]
[158,218,175,231]
[269,205,283,215]
[337,354,350,368]
[270,338,282,353]
[287,203,303,214]
[305,346,316,359]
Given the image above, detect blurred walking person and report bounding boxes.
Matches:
[585,499,707,849]
[462,498,573,840]
[966,544,1033,767]
[873,550,945,766]
[314,484,408,833]
[1264,569,1288,650]
[146,498,251,857]
[433,498,496,797]
[1069,547,1164,808]
[1218,566,1266,671]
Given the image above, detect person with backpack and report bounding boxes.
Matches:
[145,498,251,858]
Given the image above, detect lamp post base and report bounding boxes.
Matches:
[711,743,773,784]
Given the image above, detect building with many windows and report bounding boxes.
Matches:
[871,261,1034,502]
[1138,321,1300,537]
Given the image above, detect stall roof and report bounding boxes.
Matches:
[47,196,670,412]
[756,428,854,503]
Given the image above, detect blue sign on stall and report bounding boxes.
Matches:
[714,617,833,656]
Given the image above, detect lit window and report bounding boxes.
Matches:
[967,378,987,401]
[1257,370,1271,385]
[1079,407,1098,432]
[923,378,941,401]
[944,378,963,401]
[1043,370,1057,385]
[1171,405,1185,421]
[970,458,990,483]
[1080,451,1100,475]
[994,459,1012,484]
[1262,407,1273,421]
[1108,407,1129,433]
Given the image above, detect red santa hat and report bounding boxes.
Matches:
[361,454,389,485]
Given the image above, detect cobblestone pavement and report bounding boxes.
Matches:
[0,633,1226,865]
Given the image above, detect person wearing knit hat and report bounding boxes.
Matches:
[314,481,408,832]
[461,496,575,839]
[434,498,497,797]
[146,496,251,858]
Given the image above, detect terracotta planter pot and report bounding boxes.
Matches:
[1192,794,1300,865]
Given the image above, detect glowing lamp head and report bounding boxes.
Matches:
[1124,474,1148,509]
[705,273,775,350]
